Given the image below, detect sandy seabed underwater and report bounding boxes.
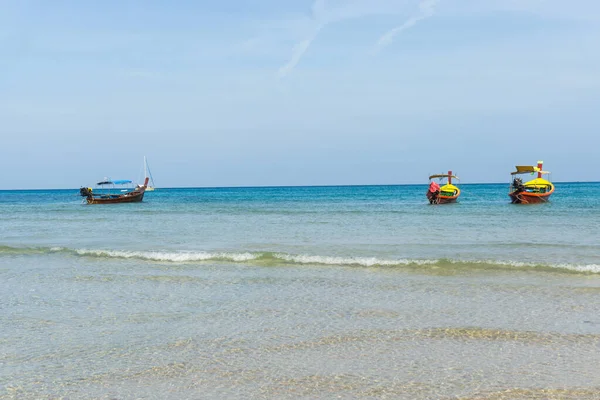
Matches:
[1,183,600,399]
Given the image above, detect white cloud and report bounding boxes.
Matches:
[278,26,323,77]
[277,0,420,77]
[277,0,327,78]
[275,0,600,77]
[374,0,438,53]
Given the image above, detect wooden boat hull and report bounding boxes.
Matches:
[509,183,554,204]
[509,191,552,204]
[86,190,145,204]
[427,189,460,204]
[436,195,458,204]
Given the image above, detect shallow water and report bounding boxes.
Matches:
[1,183,600,399]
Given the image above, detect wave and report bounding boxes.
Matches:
[1,245,599,274]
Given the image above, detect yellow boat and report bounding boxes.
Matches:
[509,161,554,204]
[427,171,460,204]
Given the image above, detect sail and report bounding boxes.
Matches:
[144,156,156,190]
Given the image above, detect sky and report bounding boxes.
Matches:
[1,0,599,189]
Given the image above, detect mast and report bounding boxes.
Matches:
[144,156,155,188]
[537,161,543,179]
[448,170,452,185]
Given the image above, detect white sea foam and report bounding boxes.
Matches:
[447,259,534,268]
[7,245,599,274]
[70,248,436,267]
[444,258,600,274]
[274,253,437,267]
[72,248,259,263]
[554,263,600,274]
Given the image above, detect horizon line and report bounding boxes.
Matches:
[1,181,598,192]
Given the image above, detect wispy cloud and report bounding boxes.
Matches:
[374,0,438,53]
[278,0,438,77]
[277,25,324,78]
[266,0,596,77]
[278,0,327,78]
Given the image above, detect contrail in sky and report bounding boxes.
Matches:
[279,0,439,76]
[278,0,326,78]
[374,0,438,53]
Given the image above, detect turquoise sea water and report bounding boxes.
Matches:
[1,183,600,399]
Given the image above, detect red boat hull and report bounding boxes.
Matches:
[427,192,459,204]
[509,191,552,204]
[87,190,146,204]
[436,196,458,204]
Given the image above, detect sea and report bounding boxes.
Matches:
[1,183,599,399]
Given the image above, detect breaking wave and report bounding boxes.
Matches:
[1,245,599,274]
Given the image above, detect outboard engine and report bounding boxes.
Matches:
[427,181,440,204]
[79,187,93,197]
[428,190,440,204]
[512,178,524,193]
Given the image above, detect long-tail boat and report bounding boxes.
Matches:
[79,177,149,204]
[509,161,554,204]
[426,171,460,204]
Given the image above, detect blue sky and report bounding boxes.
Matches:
[1,0,599,189]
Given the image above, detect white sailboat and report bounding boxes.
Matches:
[143,156,156,191]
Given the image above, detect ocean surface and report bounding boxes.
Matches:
[1,183,600,399]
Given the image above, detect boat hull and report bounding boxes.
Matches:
[426,191,460,204]
[509,183,554,204]
[86,190,145,204]
[509,192,552,204]
[436,195,458,204]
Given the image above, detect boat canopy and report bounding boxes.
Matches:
[429,174,459,180]
[96,179,132,185]
[440,183,459,190]
[511,166,550,175]
[523,178,552,186]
